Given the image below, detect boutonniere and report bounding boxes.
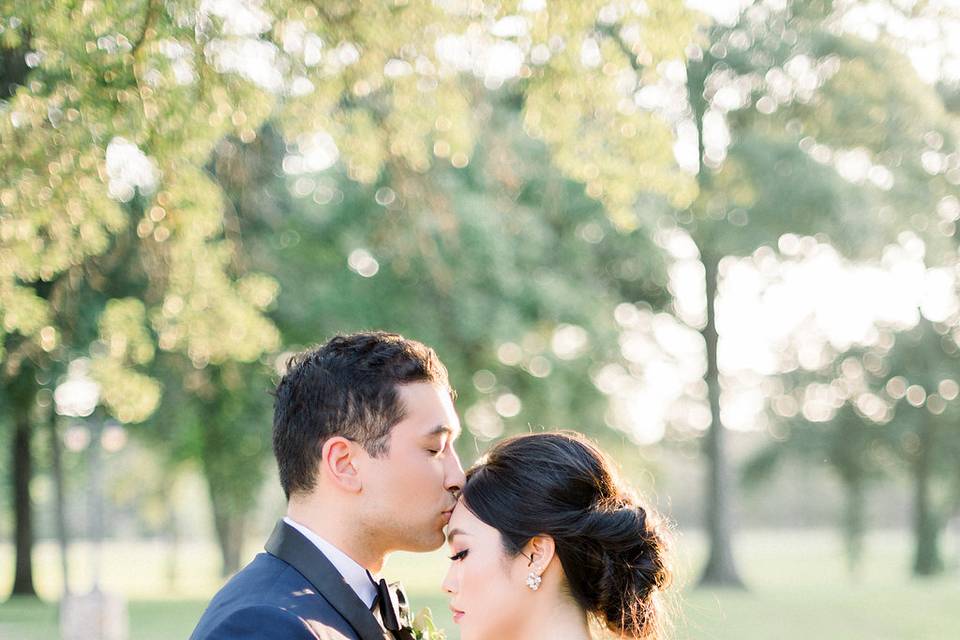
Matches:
[410,607,446,640]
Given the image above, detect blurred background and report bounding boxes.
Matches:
[2,0,960,638]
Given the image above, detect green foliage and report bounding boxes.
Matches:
[221,97,673,458]
[0,0,701,423]
[878,320,960,497]
[92,298,162,423]
[686,9,957,258]
[268,0,701,223]
[750,317,960,574]
[4,0,960,589]
[676,0,959,585]
[1,1,280,421]
[520,0,700,228]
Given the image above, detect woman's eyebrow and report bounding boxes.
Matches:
[447,528,471,543]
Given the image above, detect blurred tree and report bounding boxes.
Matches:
[743,344,899,578]
[18,0,959,596]
[167,0,699,570]
[266,0,699,217]
[1,1,280,595]
[315,0,960,590]
[220,93,676,463]
[877,318,960,576]
[1,0,699,582]
[595,0,960,587]
[5,364,38,595]
[748,315,960,578]
[140,357,275,576]
[123,125,285,577]
[252,0,701,451]
[128,83,681,574]
[745,407,888,577]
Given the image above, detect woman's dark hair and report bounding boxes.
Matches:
[461,431,671,639]
[273,331,452,499]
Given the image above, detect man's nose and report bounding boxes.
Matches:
[445,447,467,492]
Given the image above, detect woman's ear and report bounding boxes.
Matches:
[321,436,362,492]
[524,535,556,575]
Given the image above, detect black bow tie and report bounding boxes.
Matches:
[373,576,401,631]
[367,570,413,637]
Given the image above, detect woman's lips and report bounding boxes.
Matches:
[451,609,464,623]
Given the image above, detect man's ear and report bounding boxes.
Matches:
[321,436,362,492]
[524,535,556,575]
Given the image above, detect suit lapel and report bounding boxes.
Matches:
[265,520,391,640]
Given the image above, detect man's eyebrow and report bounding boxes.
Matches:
[447,528,470,543]
[428,424,462,439]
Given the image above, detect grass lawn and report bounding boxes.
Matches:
[1,529,957,639]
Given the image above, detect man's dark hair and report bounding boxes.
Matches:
[272,331,453,499]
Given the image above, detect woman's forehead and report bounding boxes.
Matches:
[449,500,494,535]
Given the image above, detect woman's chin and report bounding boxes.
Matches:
[459,623,481,640]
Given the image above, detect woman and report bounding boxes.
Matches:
[442,431,672,640]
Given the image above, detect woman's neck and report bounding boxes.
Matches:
[514,594,592,640]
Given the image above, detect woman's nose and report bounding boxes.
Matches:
[441,564,458,595]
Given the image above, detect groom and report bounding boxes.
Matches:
[190,332,466,640]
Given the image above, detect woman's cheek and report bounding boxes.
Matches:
[461,562,485,640]
[469,565,511,640]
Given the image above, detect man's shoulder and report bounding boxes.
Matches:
[226,552,308,592]
[189,553,357,640]
[197,604,314,639]
[198,603,357,640]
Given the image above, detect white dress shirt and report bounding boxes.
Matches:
[282,516,379,609]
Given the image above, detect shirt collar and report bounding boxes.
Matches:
[282,516,379,609]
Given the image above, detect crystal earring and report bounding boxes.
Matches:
[526,572,542,591]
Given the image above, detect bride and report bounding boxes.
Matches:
[442,431,672,640]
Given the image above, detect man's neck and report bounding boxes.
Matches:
[286,499,386,573]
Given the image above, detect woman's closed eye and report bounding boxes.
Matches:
[448,549,469,562]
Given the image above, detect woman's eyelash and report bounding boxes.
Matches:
[448,549,468,561]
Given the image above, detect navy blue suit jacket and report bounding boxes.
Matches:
[190,521,394,640]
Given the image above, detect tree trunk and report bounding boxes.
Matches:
[10,376,38,597]
[697,251,744,587]
[841,472,866,579]
[210,503,245,577]
[684,51,744,588]
[1,28,32,100]
[165,478,180,592]
[199,383,248,578]
[47,409,71,595]
[912,414,943,576]
[87,418,106,591]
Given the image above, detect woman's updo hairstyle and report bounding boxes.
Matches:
[461,431,671,639]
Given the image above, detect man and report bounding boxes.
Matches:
[190,332,466,640]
